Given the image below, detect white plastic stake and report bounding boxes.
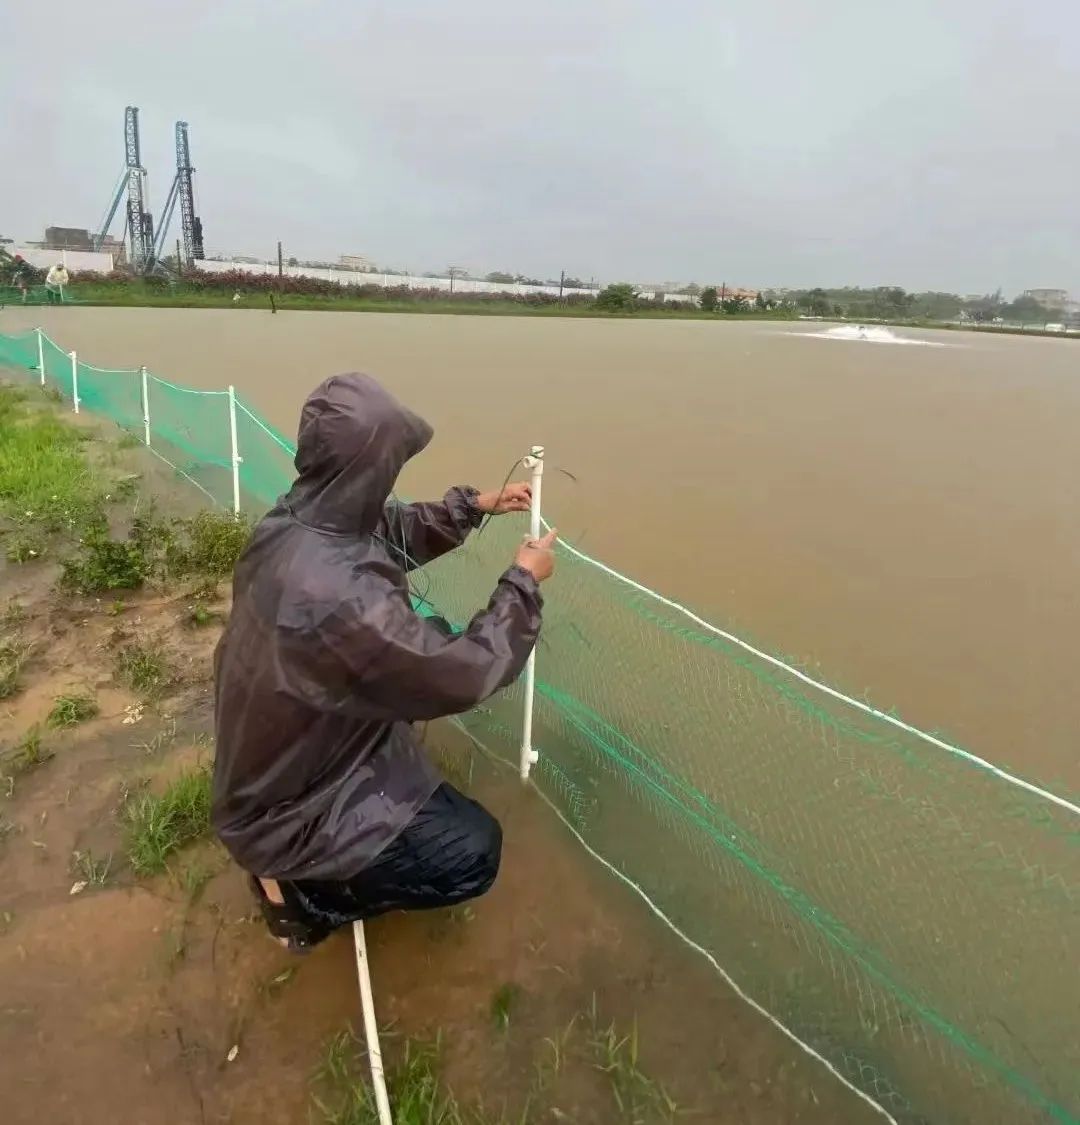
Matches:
[69,351,80,413]
[227,384,242,516]
[352,921,393,1125]
[520,444,545,780]
[140,366,151,446]
[36,328,45,386]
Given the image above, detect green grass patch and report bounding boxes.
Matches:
[313,1031,525,1125]
[186,602,219,628]
[122,765,212,875]
[0,386,103,533]
[47,692,99,729]
[114,641,171,696]
[586,1002,679,1123]
[491,982,522,1031]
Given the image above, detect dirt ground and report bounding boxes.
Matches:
[0,425,882,1123]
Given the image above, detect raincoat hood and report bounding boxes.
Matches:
[288,372,433,534]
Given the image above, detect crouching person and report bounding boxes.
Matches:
[212,372,556,950]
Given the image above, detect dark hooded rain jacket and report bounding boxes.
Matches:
[211,373,543,881]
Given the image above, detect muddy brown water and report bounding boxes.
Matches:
[7,305,1079,791]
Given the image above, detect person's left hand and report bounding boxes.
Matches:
[475,482,532,515]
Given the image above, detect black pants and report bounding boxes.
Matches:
[272,783,502,947]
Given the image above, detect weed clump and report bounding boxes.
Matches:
[59,510,249,594]
[122,765,212,875]
[114,641,171,696]
[5,532,45,563]
[72,848,112,887]
[0,636,32,700]
[170,511,251,578]
[47,692,99,729]
[2,727,53,779]
[59,519,153,594]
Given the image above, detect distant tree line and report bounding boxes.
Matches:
[771,285,1070,325]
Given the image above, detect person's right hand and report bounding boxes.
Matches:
[514,528,558,583]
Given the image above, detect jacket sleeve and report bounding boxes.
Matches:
[378,487,483,570]
[331,566,542,721]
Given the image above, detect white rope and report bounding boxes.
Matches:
[545,523,1080,818]
[140,445,220,506]
[450,719,899,1125]
[352,920,393,1125]
[147,372,228,396]
[236,398,296,453]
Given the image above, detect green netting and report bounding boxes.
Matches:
[143,375,236,505]
[40,335,75,400]
[427,523,1079,1124]
[1,328,1077,1125]
[77,361,144,436]
[0,329,40,373]
[0,284,76,306]
[234,399,300,508]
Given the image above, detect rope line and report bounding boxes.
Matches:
[544,520,1079,818]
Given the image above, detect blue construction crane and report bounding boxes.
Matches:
[151,121,206,267]
[92,106,155,271]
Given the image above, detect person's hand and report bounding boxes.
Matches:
[476,482,532,515]
[514,528,558,583]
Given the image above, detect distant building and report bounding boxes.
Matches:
[1023,288,1070,307]
[44,226,93,250]
[338,254,374,272]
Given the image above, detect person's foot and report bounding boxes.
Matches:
[250,876,323,954]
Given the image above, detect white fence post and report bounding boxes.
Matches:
[227,384,242,516]
[352,921,393,1125]
[36,328,45,386]
[520,444,545,780]
[69,350,80,413]
[140,366,151,446]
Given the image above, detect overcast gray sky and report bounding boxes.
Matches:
[3,1,1077,293]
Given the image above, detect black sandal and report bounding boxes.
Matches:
[248,876,326,954]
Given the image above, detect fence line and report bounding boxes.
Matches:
[1,324,1077,1125]
[548,523,1080,818]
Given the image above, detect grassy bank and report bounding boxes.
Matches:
[15,281,1079,338]
[41,279,796,321]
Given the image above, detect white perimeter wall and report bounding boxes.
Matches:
[7,246,697,304]
[192,259,695,303]
[10,247,115,272]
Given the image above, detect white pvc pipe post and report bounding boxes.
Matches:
[227,384,242,516]
[352,920,393,1125]
[140,366,151,446]
[69,350,80,413]
[36,328,45,386]
[519,444,545,780]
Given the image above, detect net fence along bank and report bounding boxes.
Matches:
[1,326,1077,1125]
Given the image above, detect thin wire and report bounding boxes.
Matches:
[475,456,526,536]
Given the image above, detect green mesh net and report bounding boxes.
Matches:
[1,328,1077,1125]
